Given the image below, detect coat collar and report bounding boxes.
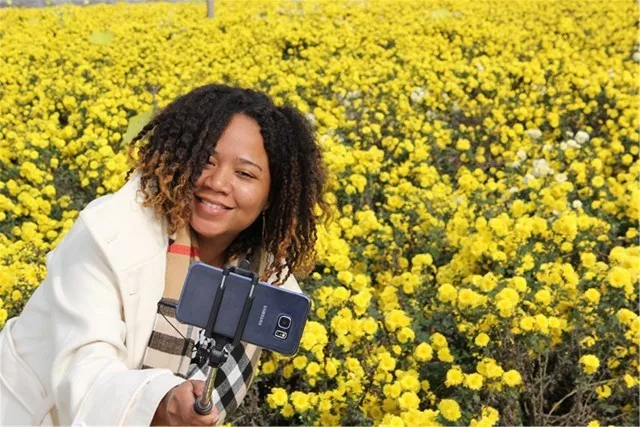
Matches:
[79,172,168,283]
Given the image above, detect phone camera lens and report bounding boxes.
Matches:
[278,315,291,329]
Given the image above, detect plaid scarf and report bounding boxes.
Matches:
[141,227,262,425]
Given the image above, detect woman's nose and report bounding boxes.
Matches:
[205,168,232,194]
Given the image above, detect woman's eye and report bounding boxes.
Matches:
[237,171,254,179]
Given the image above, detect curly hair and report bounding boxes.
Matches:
[127,84,327,284]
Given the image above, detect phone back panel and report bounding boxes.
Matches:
[175,262,310,355]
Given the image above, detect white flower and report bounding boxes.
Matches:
[516,150,528,161]
[410,87,426,104]
[543,144,553,152]
[346,90,362,100]
[305,113,316,127]
[526,129,542,139]
[476,63,485,72]
[555,173,568,183]
[560,142,568,151]
[572,200,583,209]
[575,130,590,144]
[567,139,581,149]
[633,51,640,63]
[508,186,520,194]
[533,159,553,177]
[523,173,535,185]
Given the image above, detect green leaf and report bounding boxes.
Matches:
[123,110,154,144]
[88,31,114,46]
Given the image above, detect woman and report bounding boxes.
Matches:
[0,84,326,425]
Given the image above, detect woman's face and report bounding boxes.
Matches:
[190,113,271,246]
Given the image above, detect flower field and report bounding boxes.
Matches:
[1,0,639,425]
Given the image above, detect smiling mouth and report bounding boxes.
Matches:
[196,196,232,211]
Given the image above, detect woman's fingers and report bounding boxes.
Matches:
[190,379,206,398]
[188,380,219,424]
[161,380,219,425]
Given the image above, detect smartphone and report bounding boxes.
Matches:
[175,261,311,356]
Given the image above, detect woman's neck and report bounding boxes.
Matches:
[197,240,230,268]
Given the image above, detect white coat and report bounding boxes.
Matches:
[0,173,301,425]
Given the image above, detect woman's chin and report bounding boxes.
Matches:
[190,217,223,239]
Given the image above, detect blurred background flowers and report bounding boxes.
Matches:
[0,0,638,425]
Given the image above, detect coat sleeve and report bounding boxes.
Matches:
[48,218,184,425]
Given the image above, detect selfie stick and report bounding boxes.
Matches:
[193,260,258,415]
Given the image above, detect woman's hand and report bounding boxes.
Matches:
[152,380,219,426]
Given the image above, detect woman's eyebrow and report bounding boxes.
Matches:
[211,151,263,172]
[238,157,263,172]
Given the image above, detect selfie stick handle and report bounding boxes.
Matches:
[194,261,258,415]
[194,339,228,415]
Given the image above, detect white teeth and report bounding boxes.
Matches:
[200,199,227,210]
